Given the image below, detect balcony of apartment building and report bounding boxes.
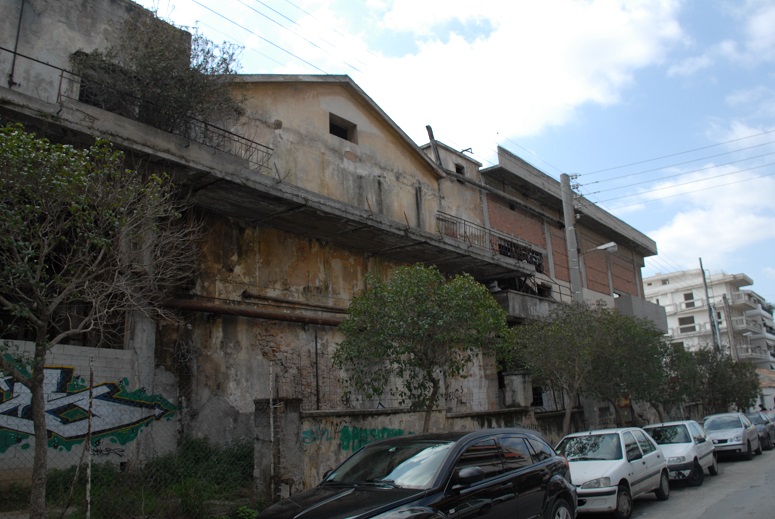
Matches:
[735,343,772,363]
[662,296,706,316]
[669,319,713,340]
[727,316,764,335]
[730,291,759,310]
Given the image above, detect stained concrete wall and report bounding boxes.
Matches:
[174,212,506,446]
[228,78,472,236]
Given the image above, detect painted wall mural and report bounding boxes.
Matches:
[0,364,176,455]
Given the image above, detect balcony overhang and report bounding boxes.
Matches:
[0,87,535,280]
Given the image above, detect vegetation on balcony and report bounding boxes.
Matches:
[70,12,243,138]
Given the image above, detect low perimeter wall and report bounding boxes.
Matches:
[254,398,581,502]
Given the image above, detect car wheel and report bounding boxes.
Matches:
[613,484,633,519]
[708,454,719,475]
[654,470,670,501]
[744,440,754,460]
[687,461,704,487]
[544,498,573,519]
[768,433,775,451]
[755,439,763,455]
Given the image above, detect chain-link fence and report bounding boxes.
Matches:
[0,344,263,519]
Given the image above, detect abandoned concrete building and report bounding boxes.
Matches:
[0,0,666,498]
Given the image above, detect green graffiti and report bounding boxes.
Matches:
[339,426,405,452]
[0,366,177,455]
[0,428,30,454]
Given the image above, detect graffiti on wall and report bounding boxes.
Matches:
[0,365,176,455]
[302,420,408,452]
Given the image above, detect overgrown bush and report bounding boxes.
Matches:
[70,12,243,137]
[40,437,259,519]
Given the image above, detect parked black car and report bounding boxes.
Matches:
[258,428,577,519]
[746,411,775,450]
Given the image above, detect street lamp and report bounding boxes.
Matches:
[570,241,619,302]
[588,241,618,253]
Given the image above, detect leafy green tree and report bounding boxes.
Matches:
[503,301,670,434]
[585,311,669,425]
[691,348,760,414]
[335,264,511,432]
[502,302,603,435]
[0,124,199,519]
[651,342,703,420]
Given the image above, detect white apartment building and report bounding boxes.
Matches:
[643,269,775,369]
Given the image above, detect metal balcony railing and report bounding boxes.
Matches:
[0,46,273,173]
[435,212,544,273]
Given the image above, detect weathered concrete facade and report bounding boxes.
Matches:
[0,0,664,499]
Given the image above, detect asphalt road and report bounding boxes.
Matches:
[627,448,775,518]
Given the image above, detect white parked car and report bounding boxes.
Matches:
[703,412,761,460]
[556,427,669,519]
[643,420,717,486]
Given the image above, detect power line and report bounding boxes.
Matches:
[581,138,775,188]
[581,126,775,176]
[190,0,330,74]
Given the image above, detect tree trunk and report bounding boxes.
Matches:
[562,390,576,435]
[29,339,50,519]
[423,378,440,433]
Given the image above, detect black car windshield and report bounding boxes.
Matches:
[644,425,690,444]
[324,441,454,490]
[556,433,622,461]
[746,414,766,425]
[704,416,742,431]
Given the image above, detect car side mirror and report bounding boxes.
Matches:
[627,451,642,462]
[454,466,485,488]
[696,437,706,444]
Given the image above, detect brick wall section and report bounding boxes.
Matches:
[584,252,610,294]
[487,196,547,247]
[612,254,638,295]
[548,225,570,282]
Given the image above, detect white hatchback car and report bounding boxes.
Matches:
[643,420,717,486]
[556,427,669,519]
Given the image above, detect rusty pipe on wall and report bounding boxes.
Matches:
[166,297,344,327]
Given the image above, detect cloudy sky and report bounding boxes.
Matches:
[134,0,775,303]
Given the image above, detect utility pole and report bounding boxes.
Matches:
[561,174,583,303]
[723,293,737,360]
[700,258,722,354]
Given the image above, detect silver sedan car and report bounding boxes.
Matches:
[703,412,761,460]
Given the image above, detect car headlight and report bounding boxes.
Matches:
[733,434,743,442]
[580,477,611,489]
[668,456,685,463]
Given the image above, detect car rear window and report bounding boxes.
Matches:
[556,433,622,461]
[645,425,690,444]
[705,415,742,431]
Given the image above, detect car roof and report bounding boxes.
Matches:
[363,427,549,448]
[643,420,697,428]
[561,427,644,438]
[704,412,743,419]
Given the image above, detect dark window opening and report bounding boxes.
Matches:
[678,316,696,333]
[454,163,465,175]
[329,113,358,143]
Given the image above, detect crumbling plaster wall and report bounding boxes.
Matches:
[231,81,451,233]
[175,211,504,443]
[0,0,157,103]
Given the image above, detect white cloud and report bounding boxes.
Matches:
[318,0,684,162]
[646,205,775,270]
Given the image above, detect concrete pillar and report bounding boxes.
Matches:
[255,398,303,503]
